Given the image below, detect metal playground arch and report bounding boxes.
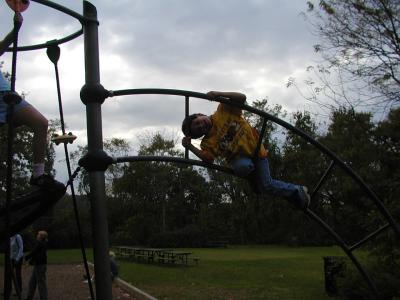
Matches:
[2,1,400,299]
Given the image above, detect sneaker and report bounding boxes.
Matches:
[30,174,64,191]
[294,186,310,210]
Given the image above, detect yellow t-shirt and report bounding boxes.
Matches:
[200,103,267,163]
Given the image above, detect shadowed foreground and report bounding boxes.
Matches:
[0,264,138,299]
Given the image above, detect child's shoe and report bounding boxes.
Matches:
[30,174,64,191]
[294,186,310,210]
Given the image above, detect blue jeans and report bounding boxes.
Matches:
[231,156,299,198]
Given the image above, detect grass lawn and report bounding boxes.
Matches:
[116,245,345,300]
[1,246,346,299]
[0,248,93,265]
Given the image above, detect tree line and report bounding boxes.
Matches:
[2,103,395,251]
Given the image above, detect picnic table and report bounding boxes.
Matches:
[115,246,198,266]
[157,250,192,265]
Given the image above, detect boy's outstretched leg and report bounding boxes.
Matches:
[255,158,310,210]
[12,104,59,189]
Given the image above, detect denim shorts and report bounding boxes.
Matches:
[0,91,30,124]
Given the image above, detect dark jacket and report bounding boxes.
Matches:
[25,240,47,265]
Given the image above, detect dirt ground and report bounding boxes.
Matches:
[0,264,139,299]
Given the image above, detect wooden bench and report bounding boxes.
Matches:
[116,247,199,267]
[133,254,147,259]
[116,252,130,258]
[191,257,200,265]
[157,257,177,264]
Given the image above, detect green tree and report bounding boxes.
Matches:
[305,0,400,110]
[111,132,209,246]
[371,107,400,253]
[45,194,92,248]
[334,107,400,300]
[70,137,131,194]
[280,111,328,244]
[317,107,379,244]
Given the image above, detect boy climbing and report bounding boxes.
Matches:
[181,91,310,210]
[0,12,59,189]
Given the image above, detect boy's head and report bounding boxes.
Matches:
[37,230,48,241]
[182,113,212,138]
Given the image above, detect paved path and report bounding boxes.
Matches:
[0,264,137,299]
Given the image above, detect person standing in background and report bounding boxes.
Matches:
[24,230,48,300]
[10,233,24,294]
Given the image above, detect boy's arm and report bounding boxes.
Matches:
[0,13,23,56]
[207,91,246,104]
[182,137,214,163]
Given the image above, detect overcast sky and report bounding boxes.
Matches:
[1,0,320,182]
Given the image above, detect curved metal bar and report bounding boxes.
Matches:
[305,209,380,298]
[349,223,390,252]
[108,88,400,238]
[109,88,210,101]
[114,155,235,176]
[8,29,83,52]
[5,0,96,52]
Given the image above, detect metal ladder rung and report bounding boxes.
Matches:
[311,160,335,200]
[349,223,391,252]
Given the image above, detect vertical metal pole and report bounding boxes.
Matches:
[82,2,112,300]
[252,118,267,159]
[184,96,189,159]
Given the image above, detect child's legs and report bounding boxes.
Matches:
[231,156,255,177]
[27,267,38,299]
[12,104,48,164]
[255,158,298,198]
[36,265,48,300]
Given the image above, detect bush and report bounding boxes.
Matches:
[112,214,158,246]
[337,254,400,300]
[149,225,205,248]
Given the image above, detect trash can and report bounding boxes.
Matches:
[323,256,346,296]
